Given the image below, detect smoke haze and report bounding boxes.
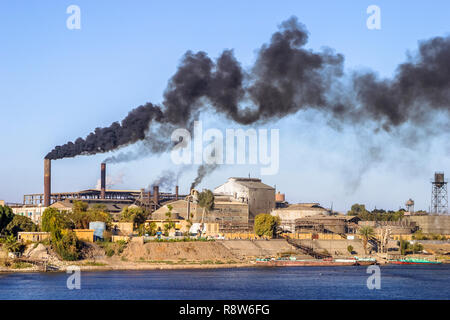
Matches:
[46,16,450,185]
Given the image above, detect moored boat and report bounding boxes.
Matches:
[388,258,442,265]
[255,257,357,267]
[354,256,378,266]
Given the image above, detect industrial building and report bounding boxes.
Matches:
[213,177,275,223]
[10,160,185,224]
[151,192,250,232]
[11,205,46,224]
[271,203,330,232]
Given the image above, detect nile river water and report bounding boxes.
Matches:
[0,265,449,300]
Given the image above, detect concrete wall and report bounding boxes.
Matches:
[74,229,94,242]
[221,239,296,258]
[111,222,134,236]
[405,216,450,234]
[248,188,275,220]
[295,239,366,256]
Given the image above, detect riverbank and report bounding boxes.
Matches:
[1,239,448,273]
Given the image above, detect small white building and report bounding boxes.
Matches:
[214,177,275,222]
[11,205,47,224]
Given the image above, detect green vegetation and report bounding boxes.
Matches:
[54,229,81,261]
[97,240,127,257]
[41,208,81,261]
[11,261,32,269]
[359,226,376,255]
[41,207,71,236]
[399,240,424,255]
[163,205,176,236]
[254,214,280,238]
[347,245,354,254]
[68,201,111,229]
[4,234,25,253]
[412,231,447,240]
[5,215,38,236]
[82,261,107,267]
[198,190,215,212]
[347,203,405,221]
[0,205,14,235]
[120,206,147,227]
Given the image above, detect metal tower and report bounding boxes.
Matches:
[431,172,448,215]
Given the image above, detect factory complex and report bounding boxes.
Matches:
[4,160,450,243]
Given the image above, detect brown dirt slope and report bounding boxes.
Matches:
[122,241,240,261]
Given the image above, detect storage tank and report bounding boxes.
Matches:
[434,172,445,187]
[89,221,106,241]
[275,192,285,202]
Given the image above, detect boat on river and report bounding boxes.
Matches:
[388,258,442,265]
[255,257,358,267]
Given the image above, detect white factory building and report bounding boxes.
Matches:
[11,204,47,224]
[214,177,276,222]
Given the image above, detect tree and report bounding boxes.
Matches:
[347,204,368,216]
[41,207,70,240]
[254,214,280,238]
[400,239,409,256]
[5,215,38,236]
[145,222,157,236]
[120,206,147,227]
[4,235,24,253]
[359,226,375,255]
[197,189,214,224]
[164,205,176,235]
[54,229,81,261]
[68,201,111,229]
[0,205,14,235]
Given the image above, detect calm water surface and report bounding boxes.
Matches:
[0,265,449,300]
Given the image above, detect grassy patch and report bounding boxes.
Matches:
[97,241,127,257]
[11,261,32,269]
[82,261,107,267]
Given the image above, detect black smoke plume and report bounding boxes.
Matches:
[46,103,163,159]
[46,16,450,169]
[190,164,219,191]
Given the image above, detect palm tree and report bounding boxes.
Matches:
[359,226,376,255]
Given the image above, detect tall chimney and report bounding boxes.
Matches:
[44,159,51,207]
[175,185,179,200]
[153,185,159,204]
[100,162,106,199]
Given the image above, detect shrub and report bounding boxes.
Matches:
[347,245,354,254]
[254,214,280,238]
[53,230,81,261]
[4,235,24,253]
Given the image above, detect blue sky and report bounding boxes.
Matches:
[0,1,449,212]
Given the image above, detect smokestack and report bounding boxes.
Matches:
[153,185,159,205]
[44,159,51,207]
[100,162,106,199]
[175,185,179,200]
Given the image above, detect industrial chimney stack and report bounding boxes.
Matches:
[100,163,106,199]
[175,185,179,200]
[44,159,51,207]
[153,185,159,205]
